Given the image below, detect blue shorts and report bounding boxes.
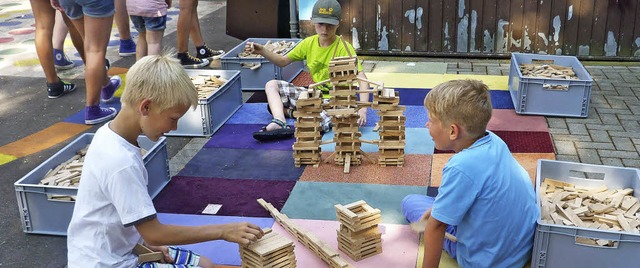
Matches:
[130,15,167,32]
[402,194,458,258]
[59,0,115,20]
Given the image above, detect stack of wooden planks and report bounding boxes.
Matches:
[190,75,228,99]
[335,200,383,261]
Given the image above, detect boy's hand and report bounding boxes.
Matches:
[144,244,173,263]
[357,108,367,126]
[221,222,264,246]
[244,42,263,55]
[50,0,64,12]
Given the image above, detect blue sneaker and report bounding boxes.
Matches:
[101,75,121,102]
[54,49,75,70]
[85,105,117,125]
[119,39,136,57]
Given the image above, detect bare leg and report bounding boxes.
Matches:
[177,0,196,53]
[197,255,215,268]
[265,80,286,131]
[189,2,204,48]
[52,11,68,50]
[69,15,114,106]
[29,0,58,84]
[136,31,147,60]
[61,12,85,62]
[146,30,164,56]
[113,0,131,40]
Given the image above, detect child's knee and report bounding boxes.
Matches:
[265,80,279,91]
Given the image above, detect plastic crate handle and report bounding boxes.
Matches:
[575,235,620,249]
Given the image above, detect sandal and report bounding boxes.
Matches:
[252,118,295,141]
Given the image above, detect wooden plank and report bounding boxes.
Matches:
[575,0,594,56]
[633,0,640,57]
[378,0,391,51]
[388,0,403,51]
[617,0,638,56]
[590,0,609,56]
[415,0,429,51]
[548,0,566,55]
[428,0,443,52]
[362,0,378,50]
[402,0,417,52]
[469,0,483,52]
[508,0,524,52]
[338,0,351,38]
[562,0,581,55]
[521,0,537,53]
[604,0,622,57]
[482,0,497,52]
[442,0,456,52]
[350,0,364,50]
[495,0,510,53]
[455,0,470,53]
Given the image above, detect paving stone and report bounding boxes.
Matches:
[590,94,608,104]
[556,154,580,163]
[546,118,567,129]
[608,131,640,139]
[564,117,602,124]
[620,120,640,132]
[633,138,640,146]
[597,150,639,159]
[574,141,615,150]
[616,87,637,97]
[588,129,611,142]
[612,137,636,151]
[622,76,640,83]
[595,107,633,115]
[551,134,591,142]
[604,96,629,109]
[597,114,620,125]
[457,71,477,74]
[601,158,624,167]
[472,66,487,73]
[622,159,640,169]
[549,128,570,135]
[487,69,502,75]
[604,72,624,80]
[458,62,472,68]
[554,140,577,155]
[577,148,602,165]
[629,105,640,115]
[590,102,612,109]
[586,123,624,131]
[568,123,589,135]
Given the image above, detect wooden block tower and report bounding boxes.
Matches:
[372,88,406,166]
[292,89,323,167]
[325,82,362,173]
[335,200,383,261]
[240,228,297,268]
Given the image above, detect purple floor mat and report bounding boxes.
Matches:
[434,130,555,154]
[177,147,304,180]
[156,213,274,266]
[153,176,296,217]
[203,124,294,150]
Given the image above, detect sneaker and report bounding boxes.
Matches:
[85,105,117,125]
[119,39,136,57]
[47,78,77,98]
[53,49,75,70]
[101,75,122,102]
[196,45,224,60]
[178,52,210,69]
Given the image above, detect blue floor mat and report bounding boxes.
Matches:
[281,181,428,224]
[177,147,305,180]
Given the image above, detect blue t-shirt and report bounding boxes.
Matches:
[431,131,539,268]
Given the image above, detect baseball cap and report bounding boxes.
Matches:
[311,0,341,25]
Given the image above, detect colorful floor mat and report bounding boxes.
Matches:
[321,127,434,154]
[153,176,296,217]
[434,131,555,154]
[281,181,426,224]
[271,219,420,268]
[203,124,295,151]
[155,213,274,266]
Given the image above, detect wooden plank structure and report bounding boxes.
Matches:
[335,200,383,261]
[372,88,406,167]
[257,199,355,268]
[240,228,297,268]
[292,89,323,167]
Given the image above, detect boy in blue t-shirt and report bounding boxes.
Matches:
[402,80,539,267]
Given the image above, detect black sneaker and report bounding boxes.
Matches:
[196,45,224,60]
[47,78,77,99]
[178,52,210,69]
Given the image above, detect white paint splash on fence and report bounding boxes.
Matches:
[552,15,561,44]
[604,31,617,56]
[497,19,509,53]
[444,22,451,50]
[568,5,573,20]
[579,45,590,56]
[470,10,478,52]
[352,17,360,49]
[484,30,494,52]
[416,7,424,30]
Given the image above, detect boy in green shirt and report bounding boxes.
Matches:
[248,0,371,141]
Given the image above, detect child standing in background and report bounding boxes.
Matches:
[126,0,170,60]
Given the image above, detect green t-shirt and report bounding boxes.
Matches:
[287,35,363,96]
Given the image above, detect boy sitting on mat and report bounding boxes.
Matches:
[247,0,371,141]
[401,80,538,267]
[66,52,264,268]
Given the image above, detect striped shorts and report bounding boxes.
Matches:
[274,80,332,132]
[137,247,201,268]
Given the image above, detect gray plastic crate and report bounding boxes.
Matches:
[14,133,169,236]
[220,38,304,91]
[508,53,593,117]
[166,70,242,137]
[532,159,640,268]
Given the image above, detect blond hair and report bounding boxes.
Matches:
[424,79,492,138]
[121,50,198,111]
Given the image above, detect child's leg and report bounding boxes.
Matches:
[187,1,203,48]
[144,16,167,56]
[264,80,301,131]
[401,194,435,223]
[52,11,68,51]
[74,15,113,106]
[136,31,147,60]
[30,0,58,84]
[176,0,196,53]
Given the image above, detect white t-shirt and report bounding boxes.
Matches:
[67,124,156,268]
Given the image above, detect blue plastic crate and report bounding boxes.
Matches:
[220,38,304,91]
[509,53,593,117]
[533,160,640,267]
[14,134,169,236]
[166,70,242,137]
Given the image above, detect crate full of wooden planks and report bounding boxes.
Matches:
[508,53,593,118]
[165,69,242,137]
[532,159,640,268]
[14,133,169,236]
[220,38,304,91]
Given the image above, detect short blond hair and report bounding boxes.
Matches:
[121,50,198,111]
[425,79,492,138]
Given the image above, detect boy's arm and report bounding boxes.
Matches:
[423,217,447,268]
[356,72,370,126]
[244,42,294,68]
[136,216,264,246]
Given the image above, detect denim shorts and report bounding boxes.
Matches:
[59,0,115,20]
[130,15,167,32]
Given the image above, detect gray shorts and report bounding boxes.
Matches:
[59,0,115,20]
[274,80,332,132]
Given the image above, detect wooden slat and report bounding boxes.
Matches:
[633,0,640,56]
[428,0,443,52]
[338,0,351,38]
[442,0,456,52]
[378,0,391,51]
[617,0,638,57]
[456,0,470,53]
[415,0,429,51]
[401,0,417,52]
[576,0,595,56]
[522,0,538,53]
[508,0,524,52]
[590,0,609,56]
[469,0,483,53]
[482,0,497,53]
[604,1,623,57]
[362,0,377,50]
[549,0,567,55]
[562,0,581,55]
[534,0,552,54]
[350,0,364,50]
[495,0,510,53]
[388,0,403,51]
